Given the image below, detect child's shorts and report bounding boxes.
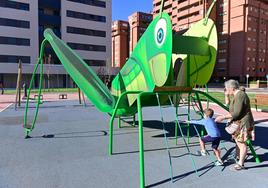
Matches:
[201,135,221,149]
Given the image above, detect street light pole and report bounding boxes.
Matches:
[266,74,268,88]
[246,74,249,88]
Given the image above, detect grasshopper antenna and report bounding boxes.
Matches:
[204,0,217,25]
[160,0,164,18]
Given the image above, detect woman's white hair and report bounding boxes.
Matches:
[224,79,239,89]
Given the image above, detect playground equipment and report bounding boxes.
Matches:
[24,0,260,187]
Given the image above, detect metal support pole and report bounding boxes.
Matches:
[246,140,261,163]
[137,95,145,188]
[175,102,178,145]
[109,116,114,155]
[133,114,136,126]
[118,116,121,128]
[187,93,191,144]
[194,92,205,136]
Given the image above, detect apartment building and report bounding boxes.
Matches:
[0,0,111,88]
[111,20,129,68]
[153,0,268,82]
[216,0,268,81]
[128,12,153,54]
[153,0,216,31]
[111,12,152,69]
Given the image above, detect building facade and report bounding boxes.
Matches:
[128,12,153,54]
[111,20,129,68]
[0,0,111,88]
[111,12,152,69]
[215,0,268,82]
[153,0,216,31]
[153,0,268,82]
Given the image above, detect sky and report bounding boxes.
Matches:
[112,0,153,21]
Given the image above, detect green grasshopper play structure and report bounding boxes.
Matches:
[24,0,260,187]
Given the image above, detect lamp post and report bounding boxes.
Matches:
[266,74,268,88]
[246,74,249,88]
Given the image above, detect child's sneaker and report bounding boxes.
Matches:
[199,150,207,156]
[215,160,224,166]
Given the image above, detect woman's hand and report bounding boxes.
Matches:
[215,115,225,122]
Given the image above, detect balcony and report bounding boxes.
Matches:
[39,13,61,26]
[178,9,190,18]
[39,0,60,10]
[190,0,201,4]
[189,6,202,15]
[178,1,189,9]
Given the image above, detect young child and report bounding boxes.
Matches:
[189,108,223,166]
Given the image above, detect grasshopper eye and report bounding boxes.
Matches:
[154,18,167,47]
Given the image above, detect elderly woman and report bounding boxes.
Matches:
[215,79,254,170]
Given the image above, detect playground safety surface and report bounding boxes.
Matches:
[0,100,268,188]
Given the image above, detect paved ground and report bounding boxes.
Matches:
[0,100,268,188]
[0,93,81,112]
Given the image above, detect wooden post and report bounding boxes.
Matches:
[78,87,81,104]
[15,60,22,109]
[81,91,86,107]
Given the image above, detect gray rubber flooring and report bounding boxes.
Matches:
[0,100,267,188]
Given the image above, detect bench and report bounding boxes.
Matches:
[59,93,67,99]
[34,94,43,100]
[251,94,268,111]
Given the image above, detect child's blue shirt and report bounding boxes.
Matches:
[190,118,221,138]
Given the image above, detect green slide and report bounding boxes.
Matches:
[44,29,115,113]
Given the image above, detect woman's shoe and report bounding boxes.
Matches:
[230,164,246,171]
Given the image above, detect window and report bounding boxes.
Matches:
[220,2,227,7]
[219,49,227,53]
[220,31,227,35]
[219,39,227,44]
[0,18,30,28]
[66,10,106,23]
[0,55,30,63]
[67,0,106,8]
[217,68,226,72]
[84,59,106,66]
[0,36,30,46]
[218,58,226,63]
[67,42,106,52]
[0,0,29,11]
[219,11,227,16]
[67,26,106,37]
[121,23,128,27]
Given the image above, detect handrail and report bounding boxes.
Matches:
[23,39,47,138]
